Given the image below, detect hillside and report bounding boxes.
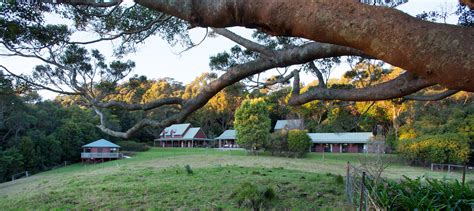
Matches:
[0,149,471,209]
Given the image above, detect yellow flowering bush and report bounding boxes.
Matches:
[398,133,470,165]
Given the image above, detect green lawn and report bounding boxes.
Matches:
[0,148,471,209]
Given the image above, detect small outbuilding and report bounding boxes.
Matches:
[154,123,213,148]
[274,119,304,131]
[81,139,122,162]
[308,132,373,153]
[214,130,238,148]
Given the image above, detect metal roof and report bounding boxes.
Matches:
[82,139,120,148]
[155,138,213,141]
[162,123,191,136]
[274,119,304,130]
[308,132,373,144]
[214,130,236,140]
[183,127,203,139]
[157,126,211,141]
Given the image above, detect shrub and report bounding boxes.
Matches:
[287,130,312,158]
[116,141,150,152]
[234,98,271,154]
[335,175,344,185]
[397,133,470,165]
[184,165,193,175]
[231,182,276,209]
[266,130,289,156]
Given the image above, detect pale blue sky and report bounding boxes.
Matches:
[0,0,459,99]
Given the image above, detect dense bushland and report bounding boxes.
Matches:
[397,133,470,165]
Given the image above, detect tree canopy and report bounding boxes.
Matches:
[0,0,472,138]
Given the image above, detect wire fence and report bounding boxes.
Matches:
[430,163,471,183]
[9,161,71,182]
[345,162,382,210]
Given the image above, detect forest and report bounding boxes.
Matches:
[1,67,472,182]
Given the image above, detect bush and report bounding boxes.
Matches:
[184,165,193,175]
[369,176,474,210]
[287,130,312,158]
[397,133,470,165]
[116,141,150,152]
[231,182,276,209]
[234,98,271,154]
[266,130,289,156]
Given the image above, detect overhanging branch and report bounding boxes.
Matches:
[403,89,460,101]
[288,72,435,104]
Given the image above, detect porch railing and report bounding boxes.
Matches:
[81,152,122,159]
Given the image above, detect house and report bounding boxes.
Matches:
[154,123,213,147]
[274,119,304,131]
[81,139,122,162]
[308,132,373,153]
[214,130,238,148]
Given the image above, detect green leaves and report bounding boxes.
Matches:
[287,130,312,158]
[398,133,470,165]
[369,176,474,210]
[235,98,271,152]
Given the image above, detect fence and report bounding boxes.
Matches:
[430,163,471,184]
[9,161,70,182]
[11,171,29,181]
[345,162,382,210]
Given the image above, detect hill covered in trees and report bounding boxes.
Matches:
[1,70,472,182]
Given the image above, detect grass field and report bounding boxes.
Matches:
[0,148,472,209]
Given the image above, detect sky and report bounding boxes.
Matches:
[0,0,460,99]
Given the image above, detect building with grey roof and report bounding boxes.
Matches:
[308,132,374,153]
[81,139,122,162]
[274,119,304,131]
[155,123,212,148]
[214,130,238,148]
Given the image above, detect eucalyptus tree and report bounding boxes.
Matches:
[0,0,472,138]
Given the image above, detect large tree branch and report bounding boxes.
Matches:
[308,61,326,88]
[212,28,274,57]
[249,69,298,89]
[288,72,435,104]
[403,89,460,101]
[95,41,364,138]
[93,97,184,111]
[134,0,474,92]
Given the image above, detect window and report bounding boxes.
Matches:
[342,144,349,153]
[323,144,331,152]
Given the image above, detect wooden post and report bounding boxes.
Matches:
[346,161,350,202]
[462,163,467,186]
[25,171,29,177]
[431,163,433,171]
[360,172,366,211]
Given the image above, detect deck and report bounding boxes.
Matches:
[81,152,122,159]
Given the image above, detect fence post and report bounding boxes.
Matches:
[25,171,28,177]
[431,163,433,171]
[462,163,467,186]
[360,171,366,211]
[11,175,14,181]
[448,164,451,173]
[346,161,350,202]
